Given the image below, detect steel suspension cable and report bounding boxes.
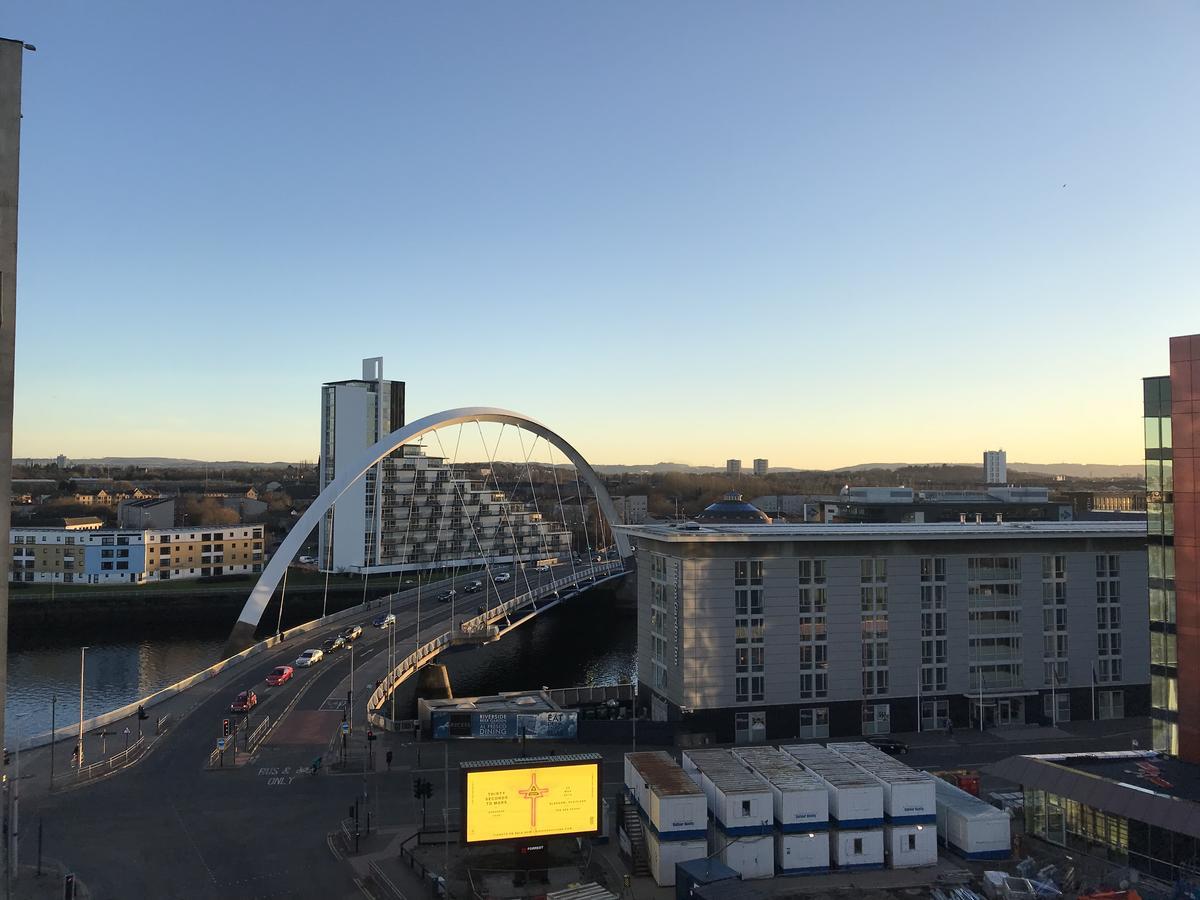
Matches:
[474,421,538,604]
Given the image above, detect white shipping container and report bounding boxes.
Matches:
[733,747,830,831]
[781,745,884,828]
[934,778,1011,860]
[827,742,936,823]
[709,823,774,880]
[645,830,707,887]
[625,752,708,840]
[682,750,773,835]
[884,824,938,868]
[830,829,885,869]
[776,831,831,874]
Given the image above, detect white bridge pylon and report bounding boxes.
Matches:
[227,407,631,648]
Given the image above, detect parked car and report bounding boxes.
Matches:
[298,555,316,564]
[494,572,511,584]
[323,635,346,652]
[265,665,294,686]
[436,589,456,603]
[464,581,483,594]
[867,737,909,755]
[374,612,396,628]
[294,648,323,667]
[231,690,258,713]
[341,625,363,642]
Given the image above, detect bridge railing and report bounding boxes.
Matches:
[366,562,624,730]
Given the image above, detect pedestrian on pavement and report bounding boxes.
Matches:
[386,750,393,771]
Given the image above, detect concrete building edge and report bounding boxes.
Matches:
[640,682,1151,743]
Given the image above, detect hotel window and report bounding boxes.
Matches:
[735,560,765,702]
[798,559,828,699]
[861,558,889,697]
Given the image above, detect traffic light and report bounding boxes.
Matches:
[222,719,230,738]
[411,776,433,799]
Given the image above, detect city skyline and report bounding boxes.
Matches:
[6,3,1199,467]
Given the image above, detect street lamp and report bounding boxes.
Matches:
[48,694,57,787]
[78,646,88,768]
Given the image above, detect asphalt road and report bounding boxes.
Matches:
[14,562,603,899]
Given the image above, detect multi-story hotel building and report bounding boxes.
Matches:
[622,514,1148,743]
[1143,332,1200,761]
[318,358,572,575]
[9,524,266,585]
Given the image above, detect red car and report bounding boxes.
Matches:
[265,665,294,686]
[231,690,258,713]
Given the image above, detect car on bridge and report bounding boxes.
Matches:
[535,565,551,573]
[464,581,483,594]
[341,625,363,642]
[265,665,294,686]
[231,690,258,712]
[436,589,456,603]
[374,612,397,628]
[494,572,511,584]
[323,635,346,652]
[294,648,324,667]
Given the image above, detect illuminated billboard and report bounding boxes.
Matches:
[460,754,602,845]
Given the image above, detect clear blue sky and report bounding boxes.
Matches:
[6,2,1198,467]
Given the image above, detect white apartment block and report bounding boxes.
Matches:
[984,450,1007,485]
[318,358,572,574]
[622,520,1148,743]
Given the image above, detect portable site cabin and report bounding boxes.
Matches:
[624,751,708,885]
[780,745,884,829]
[828,742,937,868]
[781,744,884,870]
[733,747,831,873]
[681,750,774,879]
[934,775,1011,860]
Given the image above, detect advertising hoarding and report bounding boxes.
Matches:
[461,754,601,845]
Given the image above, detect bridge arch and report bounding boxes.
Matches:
[226,407,631,651]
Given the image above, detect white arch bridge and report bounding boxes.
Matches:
[225,407,634,722]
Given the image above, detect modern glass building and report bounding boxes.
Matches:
[1145,374,1177,757]
[993,752,1200,885]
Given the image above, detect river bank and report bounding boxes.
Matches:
[5,574,400,635]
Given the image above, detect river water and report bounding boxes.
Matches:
[4,594,636,740]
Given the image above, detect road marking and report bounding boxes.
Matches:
[167,794,219,885]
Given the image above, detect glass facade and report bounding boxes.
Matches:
[1145,375,1178,756]
[1025,788,1199,883]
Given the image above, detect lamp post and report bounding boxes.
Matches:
[48,695,56,787]
[78,646,88,767]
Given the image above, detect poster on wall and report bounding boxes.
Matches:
[431,710,577,740]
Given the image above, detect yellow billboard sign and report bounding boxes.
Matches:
[463,759,600,844]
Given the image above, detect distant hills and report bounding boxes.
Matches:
[831,462,1143,479]
[594,461,1143,478]
[19,457,302,470]
[19,456,1143,479]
